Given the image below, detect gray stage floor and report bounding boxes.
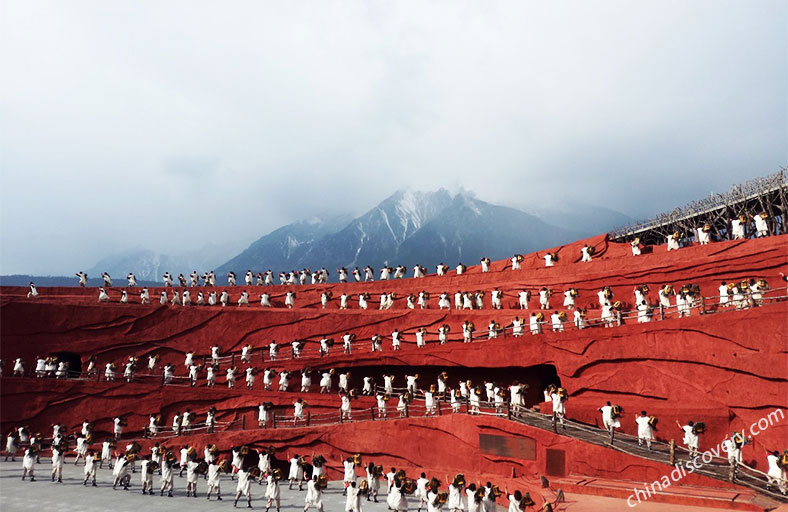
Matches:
[0,457,420,512]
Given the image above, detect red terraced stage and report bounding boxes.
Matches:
[2,233,787,510]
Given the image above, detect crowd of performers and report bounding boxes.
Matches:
[3,429,556,512]
[16,209,784,305]
[24,272,779,323]
[52,211,778,295]
[5,378,787,496]
[6,274,781,389]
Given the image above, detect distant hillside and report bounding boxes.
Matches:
[14,190,633,285]
[0,275,159,288]
[524,202,635,238]
[84,242,244,284]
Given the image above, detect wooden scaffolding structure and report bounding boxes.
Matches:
[609,168,788,246]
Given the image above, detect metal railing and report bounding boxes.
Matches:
[5,386,786,502]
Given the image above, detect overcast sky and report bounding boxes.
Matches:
[1,0,785,275]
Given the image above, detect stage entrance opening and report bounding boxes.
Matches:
[52,352,82,377]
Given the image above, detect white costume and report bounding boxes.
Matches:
[462,323,473,343]
[293,401,305,422]
[600,404,620,431]
[289,456,304,483]
[265,474,281,507]
[258,452,271,474]
[637,301,651,323]
[491,290,502,309]
[550,313,563,332]
[391,330,401,350]
[448,483,465,511]
[320,372,332,392]
[697,228,710,245]
[731,219,745,239]
[424,391,436,415]
[206,462,222,497]
[538,289,550,309]
[529,315,542,335]
[343,459,356,485]
[754,214,768,237]
[512,318,523,337]
[766,453,787,493]
[305,478,324,511]
[681,425,700,454]
[658,288,672,309]
[346,484,361,512]
[25,283,40,299]
[427,491,443,512]
[551,392,566,427]
[438,325,449,344]
[236,468,252,499]
[518,290,529,309]
[544,253,554,267]
[406,374,418,393]
[387,483,408,511]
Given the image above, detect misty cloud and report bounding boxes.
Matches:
[1,0,785,274]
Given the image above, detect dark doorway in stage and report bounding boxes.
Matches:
[52,352,82,377]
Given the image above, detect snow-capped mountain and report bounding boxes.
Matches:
[291,190,455,270]
[216,189,584,278]
[393,193,577,267]
[216,214,353,275]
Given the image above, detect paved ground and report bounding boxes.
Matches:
[0,458,406,512]
[0,459,740,512]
